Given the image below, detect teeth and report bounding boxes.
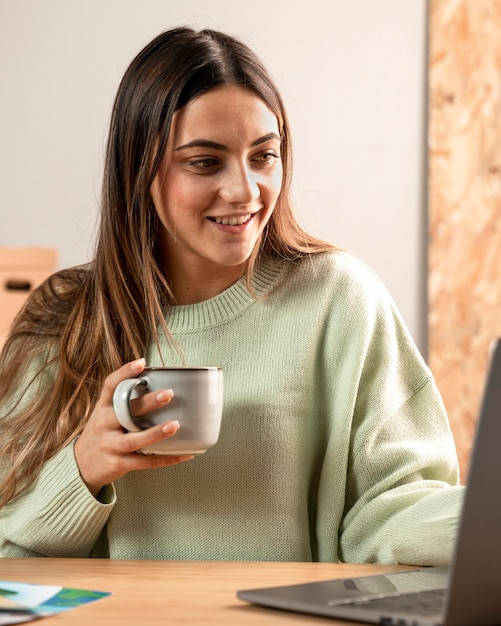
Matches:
[212,214,251,226]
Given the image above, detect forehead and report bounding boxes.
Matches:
[170,85,280,145]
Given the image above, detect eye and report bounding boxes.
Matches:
[252,150,280,167]
[185,157,220,171]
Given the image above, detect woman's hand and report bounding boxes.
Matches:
[74,359,194,498]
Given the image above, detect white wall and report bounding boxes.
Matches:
[0,0,428,353]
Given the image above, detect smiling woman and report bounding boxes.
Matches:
[150,85,284,303]
[0,26,464,565]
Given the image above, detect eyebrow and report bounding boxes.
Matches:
[174,133,282,152]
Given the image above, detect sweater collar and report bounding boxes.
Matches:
[165,256,287,333]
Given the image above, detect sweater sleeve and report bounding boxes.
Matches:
[317,255,465,565]
[338,379,464,565]
[0,442,115,557]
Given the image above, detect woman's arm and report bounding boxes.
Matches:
[338,379,464,565]
[0,442,115,557]
[314,253,464,565]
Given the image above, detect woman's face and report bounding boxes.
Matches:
[151,85,283,294]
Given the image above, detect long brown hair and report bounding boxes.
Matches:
[0,27,334,508]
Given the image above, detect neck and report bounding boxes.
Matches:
[168,263,246,305]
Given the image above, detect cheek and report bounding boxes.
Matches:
[268,164,283,203]
[154,174,210,225]
[169,175,216,210]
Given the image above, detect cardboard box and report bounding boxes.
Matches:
[0,248,57,345]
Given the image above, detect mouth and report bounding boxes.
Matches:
[208,214,253,226]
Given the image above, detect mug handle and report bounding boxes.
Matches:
[113,377,149,432]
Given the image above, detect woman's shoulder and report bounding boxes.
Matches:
[13,263,93,331]
[287,250,386,295]
[1,263,94,363]
[275,250,402,326]
[30,263,91,308]
[46,262,92,291]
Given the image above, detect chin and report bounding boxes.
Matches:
[214,258,250,270]
[212,248,257,269]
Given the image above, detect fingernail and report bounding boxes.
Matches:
[162,420,180,434]
[131,358,146,371]
[156,389,173,402]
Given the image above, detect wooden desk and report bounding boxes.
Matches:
[0,559,412,624]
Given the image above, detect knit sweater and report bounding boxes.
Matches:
[0,251,463,564]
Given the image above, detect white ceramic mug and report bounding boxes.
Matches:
[113,367,223,455]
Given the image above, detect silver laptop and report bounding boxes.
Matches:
[238,338,501,626]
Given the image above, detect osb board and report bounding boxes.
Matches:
[428,0,501,482]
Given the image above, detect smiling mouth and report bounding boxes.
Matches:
[209,214,253,226]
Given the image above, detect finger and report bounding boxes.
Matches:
[100,358,146,404]
[124,453,195,473]
[130,388,174,417]
[116,420,195,470]
[118,420,180,454]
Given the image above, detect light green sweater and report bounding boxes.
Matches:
[0,251,463,563]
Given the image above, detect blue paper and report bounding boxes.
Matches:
[0,581,110,624]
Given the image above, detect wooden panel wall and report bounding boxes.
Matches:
[428,0,501,482]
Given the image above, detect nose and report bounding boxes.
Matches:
[219,162,260,205]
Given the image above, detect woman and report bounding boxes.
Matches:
[0,27,463,562]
